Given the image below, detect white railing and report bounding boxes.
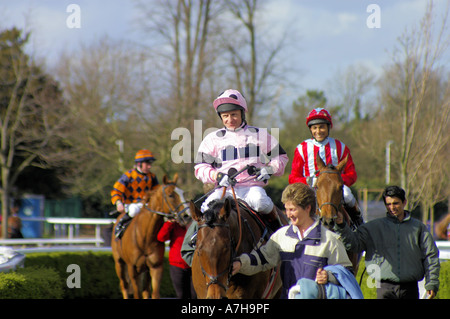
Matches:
[0,217,116,248]
[436,241,450,260]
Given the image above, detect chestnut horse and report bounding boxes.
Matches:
[435,213,450,240]
[111,173,189,299]
[190,197,282,299]
[314,154,361,273]
[0,216,23,238]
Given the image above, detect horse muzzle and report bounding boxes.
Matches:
[206,283,228,299]
[320,216,337,229]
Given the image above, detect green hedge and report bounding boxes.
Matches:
[357,258,450,299]
[0,251,176,299]
[0,266,64,299]
[1,251,448,299]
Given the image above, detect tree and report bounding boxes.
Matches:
[377,0,450,215]
[55,38,153,212]
[223,0,291,123]
[133,0,222,195]
[0,28,71,237]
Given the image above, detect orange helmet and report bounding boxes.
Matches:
[135,149,156,163]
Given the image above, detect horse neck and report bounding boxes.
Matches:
[137,186,164,234]
[229,208,259,255]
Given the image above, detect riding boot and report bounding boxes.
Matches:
[345,203,364,228]
[115,213,132,239]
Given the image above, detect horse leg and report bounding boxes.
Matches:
[142,270,151,299]
[348,252,360,276]
[127,264,142,299]
[114,259,130,299]
[149,265,163,299]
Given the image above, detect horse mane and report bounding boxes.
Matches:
[203,199,237,226]
[144,183,174,203]
[203,200,224,226]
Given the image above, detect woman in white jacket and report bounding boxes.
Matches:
[232,183,354,298]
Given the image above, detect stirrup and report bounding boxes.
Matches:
[115,227,125,239]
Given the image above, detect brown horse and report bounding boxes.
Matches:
[190,197,282,299]
[111,173,188,299]
[0,216,23,238]
[435,213,450,240]
[314,154,361,273]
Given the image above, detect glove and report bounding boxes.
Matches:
[256,167,272,182]
[127,202,143,217]
[218,174,231,188]
[306,176,317,187]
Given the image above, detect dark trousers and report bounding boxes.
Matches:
[377,280,419,299]
[169,265,197,299]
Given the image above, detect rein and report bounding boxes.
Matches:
[143,184,189,220]
[197,222,235,292]
[197,184,245,293]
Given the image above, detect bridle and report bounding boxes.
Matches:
[197,222,236,292]
[316,170,344,221]
[196,186,243,294]
[143,184,190,221]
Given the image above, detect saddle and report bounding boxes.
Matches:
[235,199,280,242]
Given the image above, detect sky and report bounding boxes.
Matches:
[2,0,449,103]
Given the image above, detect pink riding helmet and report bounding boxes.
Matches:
[213,89,248,113]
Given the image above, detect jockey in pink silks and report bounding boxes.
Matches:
[194,89,289,227]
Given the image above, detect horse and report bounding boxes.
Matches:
[7,215,23,238]
[314,154,361,273]
[190,197,282,299]
[111,173,189,299]
[0,215,23,238]
[435,213,450,240]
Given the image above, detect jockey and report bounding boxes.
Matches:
[288,108,363,226]
[194,89,289,228]
[111,149,159,238]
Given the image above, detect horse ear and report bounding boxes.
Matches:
[336,155,348,172]
[219,198,232,221]
[163,175,169,184]
[190,201,202,222]
[172,173,179,184]
[316,152,326,170]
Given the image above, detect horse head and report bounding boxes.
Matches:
[191,198,235,299]
[315,153,348,228]
[144,173,189,220]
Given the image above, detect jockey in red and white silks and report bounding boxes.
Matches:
[195,89,289,215]
[289,137,357,206]
[289,108,359,211]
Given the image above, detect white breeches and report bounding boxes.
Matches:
[201,186,274,214]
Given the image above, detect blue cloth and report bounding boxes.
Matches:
[290,265,364,299]
[324,265,364,299]
[292,278,348,299]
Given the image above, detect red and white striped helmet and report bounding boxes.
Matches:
[213,89,248,114]
[306,108,333,128]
